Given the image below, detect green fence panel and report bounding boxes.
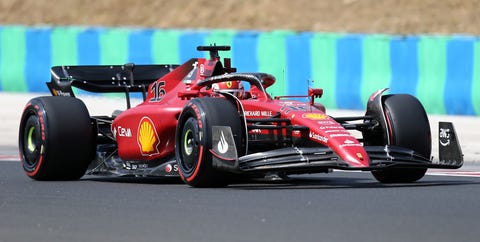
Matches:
[204,29,236,59]
[257,30,293,97]
[51,27,81,66]
[99,28,129,65]
[99,28,130,98]
[0,26,27,92]
[416,36,448,114]
[310,33,339,109]
[473,40,480,115]
[361,35,391,108]
[152,29,181,64]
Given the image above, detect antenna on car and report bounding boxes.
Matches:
[197,45,231,60]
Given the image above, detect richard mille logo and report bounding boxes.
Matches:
[217,131,229,154]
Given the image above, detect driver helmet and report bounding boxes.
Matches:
[212,80,244,98]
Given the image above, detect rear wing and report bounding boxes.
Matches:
[47,63,178,106]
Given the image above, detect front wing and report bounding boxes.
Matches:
[234,145,461,174]
[211,122,463,174]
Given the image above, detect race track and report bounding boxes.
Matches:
[1,159,480,242]
[1,93,480,242]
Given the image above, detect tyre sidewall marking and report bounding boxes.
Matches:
[21,102,47,177]
[179,102,205,182]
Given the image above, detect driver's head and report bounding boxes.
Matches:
[212,80,244,98]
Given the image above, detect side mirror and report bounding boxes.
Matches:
[308,88,323,106]
[308,88,323,98]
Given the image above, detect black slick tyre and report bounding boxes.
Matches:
[371,94,431,183]
[18,96,95,180]
[175,97,244,187]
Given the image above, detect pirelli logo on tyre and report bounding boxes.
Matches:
[137,117,160,156]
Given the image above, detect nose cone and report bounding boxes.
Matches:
[328,137,370,167]
[292,109,370,167]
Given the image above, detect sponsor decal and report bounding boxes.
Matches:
[165,164,172,173]
[123,161,148,170]
[211,126,238,163]
[344,139,355,144]
[165,164,178,173]
[217,131,229,154]
[309,131,328,143]
[317,120,336,125]
[320,125,344,130]
[115,125,132,138]
[244,110,273,117]
[280,104,309,114]
[324,129,348,133]
[330,133,352,138]
[52,89,71,97]
[439,128,451,146]
[137,117,160,156]
[199,63,205,75]
[340,139,363,147]
[188,102,203,129]
[356,152,364,160]
[302,113,328,120]
[186,61,198,79]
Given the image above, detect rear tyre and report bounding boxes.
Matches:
[18,96,95,180]
[370,94,431,183]
[175,97,244,187]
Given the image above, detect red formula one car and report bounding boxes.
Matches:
[19,45,463,187]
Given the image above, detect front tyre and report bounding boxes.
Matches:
[19,96,95,180]
[176,98,244,187]
[371,94,431,183]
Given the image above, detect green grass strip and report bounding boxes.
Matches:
[0,26,27,92]
[310,33,340,109]
[99,28,129,65]
[98,28,130,98]
[257,30,293,97]
[51,27,81,66]
[203,29,236,59]
[416,36,447,114]
[152,29,181,64]
[472,41,480,115]
[361,35,391,108]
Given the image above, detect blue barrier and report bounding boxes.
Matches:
[0,25,479,115]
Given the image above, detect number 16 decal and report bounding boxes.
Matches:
[150,81,166,102]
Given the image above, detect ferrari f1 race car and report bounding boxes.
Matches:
[19,45,463,187]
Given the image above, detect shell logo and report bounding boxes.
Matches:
[302,113,328,120]
[137,117,160,156]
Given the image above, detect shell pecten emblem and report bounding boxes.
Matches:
[137,117,160,156]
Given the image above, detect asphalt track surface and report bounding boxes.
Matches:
[1,93,480,242]
[1,158,480,242]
